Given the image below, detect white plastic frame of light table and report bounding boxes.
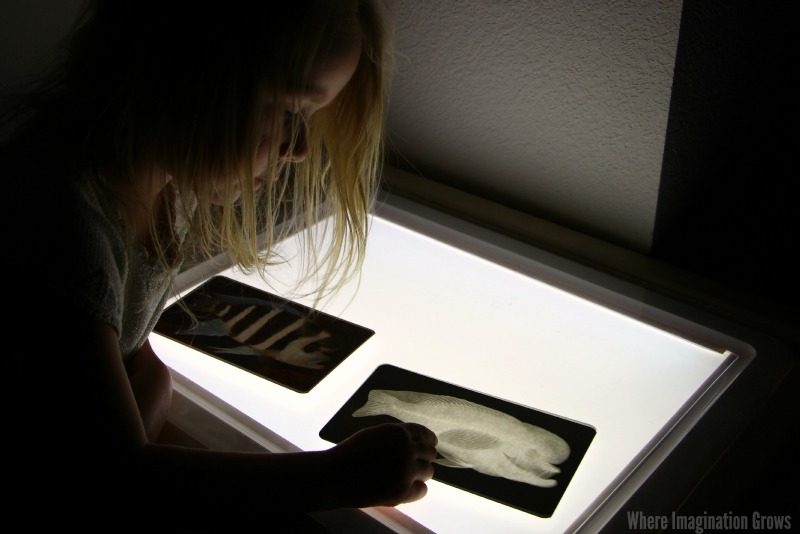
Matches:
[151,192,787,534]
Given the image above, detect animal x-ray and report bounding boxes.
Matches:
[320,364,596,518]
[154,276,374,393]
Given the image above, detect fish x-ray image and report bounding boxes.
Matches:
[154,276,374,393]
[320,364,596,518]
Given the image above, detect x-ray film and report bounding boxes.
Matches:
[320,364,596,518]
[155,276,375,393]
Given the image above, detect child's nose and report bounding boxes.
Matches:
[279,121,308,163]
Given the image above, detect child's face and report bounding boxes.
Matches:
[210,37,362,206]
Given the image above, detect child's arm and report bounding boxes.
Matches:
[125,340,173,442]
[20,295,436,527]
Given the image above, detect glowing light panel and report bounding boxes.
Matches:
[152,209,744,534]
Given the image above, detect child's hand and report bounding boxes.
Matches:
[328,422,438,508]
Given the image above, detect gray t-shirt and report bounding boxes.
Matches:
[41,176,183,360]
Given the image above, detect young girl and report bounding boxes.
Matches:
[2,0,437,529]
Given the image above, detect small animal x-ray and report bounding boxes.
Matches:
[154,276,374,393]
[320,364,596,518]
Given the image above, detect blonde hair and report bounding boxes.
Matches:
[5,0,393,303]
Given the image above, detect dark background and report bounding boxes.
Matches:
[651,1,798,520]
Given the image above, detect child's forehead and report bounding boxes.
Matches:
[260,38,362,106]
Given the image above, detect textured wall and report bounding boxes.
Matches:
[1,0,682,252]
[386,0,682,251]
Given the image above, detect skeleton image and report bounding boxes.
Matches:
[353,389,570,488]
[177,291,335,369]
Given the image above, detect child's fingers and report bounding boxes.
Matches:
[404,422,438,445]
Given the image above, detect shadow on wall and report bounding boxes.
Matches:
[652,1,798,312]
